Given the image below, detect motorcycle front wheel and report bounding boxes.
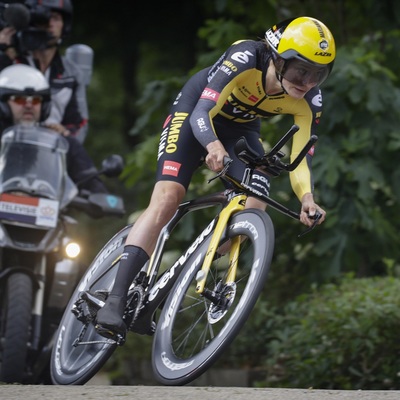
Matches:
[0,272,33,383]
[50,225,131,385]
[152,209,275,385]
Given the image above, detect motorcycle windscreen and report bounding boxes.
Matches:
[0,125,70,199]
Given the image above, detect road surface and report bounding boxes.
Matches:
[0,385,399,400]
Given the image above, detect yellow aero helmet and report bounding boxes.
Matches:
[265,16,336,85]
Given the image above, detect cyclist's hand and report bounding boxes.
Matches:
[205,140,229,172]
[300,193,326,227]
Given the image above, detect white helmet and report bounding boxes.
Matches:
[0,64,51,121]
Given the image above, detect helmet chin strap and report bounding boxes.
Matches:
[276,72,288,94]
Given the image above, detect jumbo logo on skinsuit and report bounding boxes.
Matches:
[158,112,189,158]
[231,50,254,64]
[311,92,322,107]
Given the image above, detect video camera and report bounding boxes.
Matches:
[0,1,54,52]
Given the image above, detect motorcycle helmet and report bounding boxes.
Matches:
[0,64,51,122]
[265,16,336,86]
[25,0,73,38]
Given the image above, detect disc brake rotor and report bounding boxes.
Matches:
[207,282,236,324]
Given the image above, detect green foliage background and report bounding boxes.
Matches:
[63,0,400,388]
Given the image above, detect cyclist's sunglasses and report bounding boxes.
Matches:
[282,59,329,86]
[9,95,43,106]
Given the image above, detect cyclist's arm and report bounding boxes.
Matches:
[189,41,257,149]
[289,88,322,201]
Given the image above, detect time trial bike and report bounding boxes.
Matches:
[50,124,320,385]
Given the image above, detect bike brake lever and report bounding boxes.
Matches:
[208,157,233,183]
[298,211,322,237]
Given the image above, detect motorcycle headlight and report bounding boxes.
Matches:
[65,241,81,258]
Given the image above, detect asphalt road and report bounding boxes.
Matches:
[0,386,399,400]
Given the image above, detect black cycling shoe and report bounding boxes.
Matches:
[95,294,127,339]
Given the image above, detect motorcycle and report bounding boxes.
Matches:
[0,124,125,384]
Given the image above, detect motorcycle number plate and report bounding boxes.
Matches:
[0,193,59,228]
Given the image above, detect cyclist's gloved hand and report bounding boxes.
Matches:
[300,193,326,227]
[205,140,230,172]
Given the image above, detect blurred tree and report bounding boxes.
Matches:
[116,1,400,289]
[66,0,400,294]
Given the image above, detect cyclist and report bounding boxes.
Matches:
[96,16,336,338]
[0,63,106,193]
[0,0,89,143]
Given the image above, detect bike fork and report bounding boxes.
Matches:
[195,194,246,294]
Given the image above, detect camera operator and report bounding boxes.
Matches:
[0,0,89,143]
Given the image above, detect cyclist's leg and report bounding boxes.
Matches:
[96,72,208,337]
[96,181,186,336]
[214,119,268,254]
[246,196,267,210]
[215,116,268,205]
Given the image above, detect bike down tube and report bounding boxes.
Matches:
[195,193,247,294]
[145,191,229,287]
[133,192,232,332]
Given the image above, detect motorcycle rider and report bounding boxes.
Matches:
[0,0,89,143]
[0,63,105,193]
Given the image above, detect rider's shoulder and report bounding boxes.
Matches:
[229,39,263,51]
[303,86,324,110]
[304,86,323,100]
[225,40,264,66]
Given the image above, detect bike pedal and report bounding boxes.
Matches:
[95,324,126,345]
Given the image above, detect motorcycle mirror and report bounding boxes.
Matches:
[100,154,124,177]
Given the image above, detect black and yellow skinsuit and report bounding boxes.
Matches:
[157,39,322,201]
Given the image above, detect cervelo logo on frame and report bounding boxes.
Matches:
[231,50,254,64]
[162,160,181,177]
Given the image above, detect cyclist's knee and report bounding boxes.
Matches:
[149,181,185,217]
[246,197,267,210]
